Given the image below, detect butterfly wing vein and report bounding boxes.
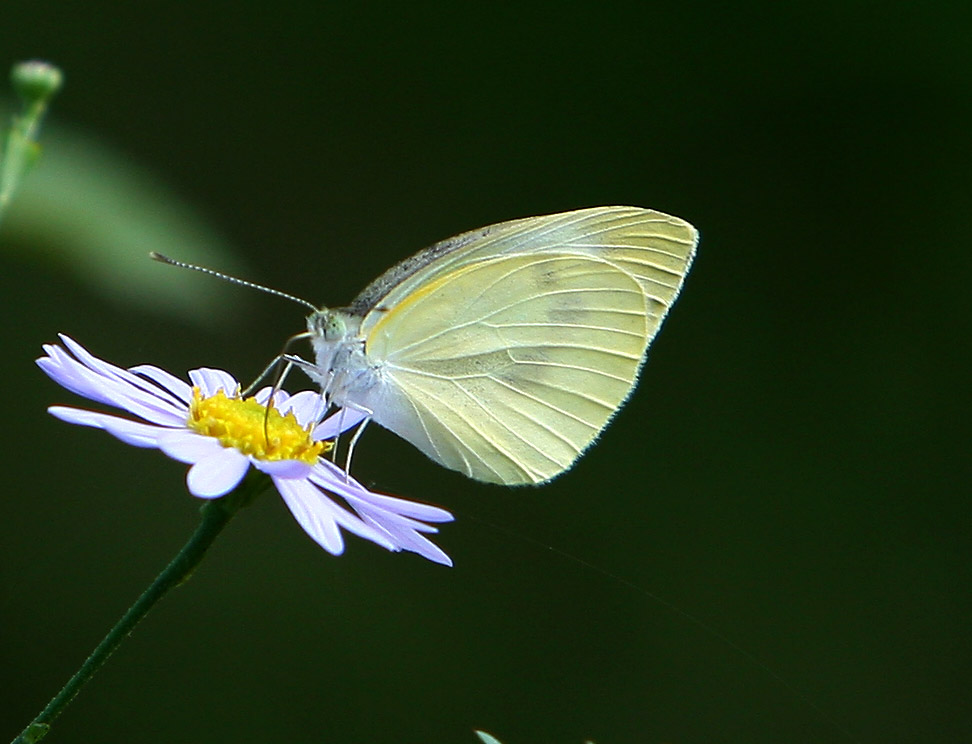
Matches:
[326,206,698,484]
[362,253,651,484]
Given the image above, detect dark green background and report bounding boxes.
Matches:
[1,3,968,743]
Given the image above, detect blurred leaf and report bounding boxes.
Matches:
[0,114,247,327]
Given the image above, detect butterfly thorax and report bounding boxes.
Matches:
[306,308,378,407]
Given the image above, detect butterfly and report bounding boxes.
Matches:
[296,206,697,485]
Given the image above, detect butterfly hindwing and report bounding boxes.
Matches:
[358,253,649,484]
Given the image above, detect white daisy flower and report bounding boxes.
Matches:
[36,335,453,565]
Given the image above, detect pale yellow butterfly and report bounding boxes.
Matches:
[154,206,696,485]
[298,206,697,485]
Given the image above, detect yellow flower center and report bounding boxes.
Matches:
[186,388,328,464]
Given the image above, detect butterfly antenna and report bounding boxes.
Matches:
[152,253,324,445]
[150,252,319,312]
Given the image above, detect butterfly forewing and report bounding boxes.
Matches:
[360,253,649,484]
[350,206,697,333]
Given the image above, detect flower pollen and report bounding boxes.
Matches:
[187,387,328,464]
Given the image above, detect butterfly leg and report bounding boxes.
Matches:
[343,415,372,481]
[245,354,333,446]
[241,354,289,397]
[239,354,295,444]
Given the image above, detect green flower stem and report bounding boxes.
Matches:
[10,475,267,744]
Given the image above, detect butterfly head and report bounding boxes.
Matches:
[307,308,348,342]
[305,308,370,402]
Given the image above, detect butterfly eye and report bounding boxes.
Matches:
[306,310,346,341]
[321,313,346,341]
